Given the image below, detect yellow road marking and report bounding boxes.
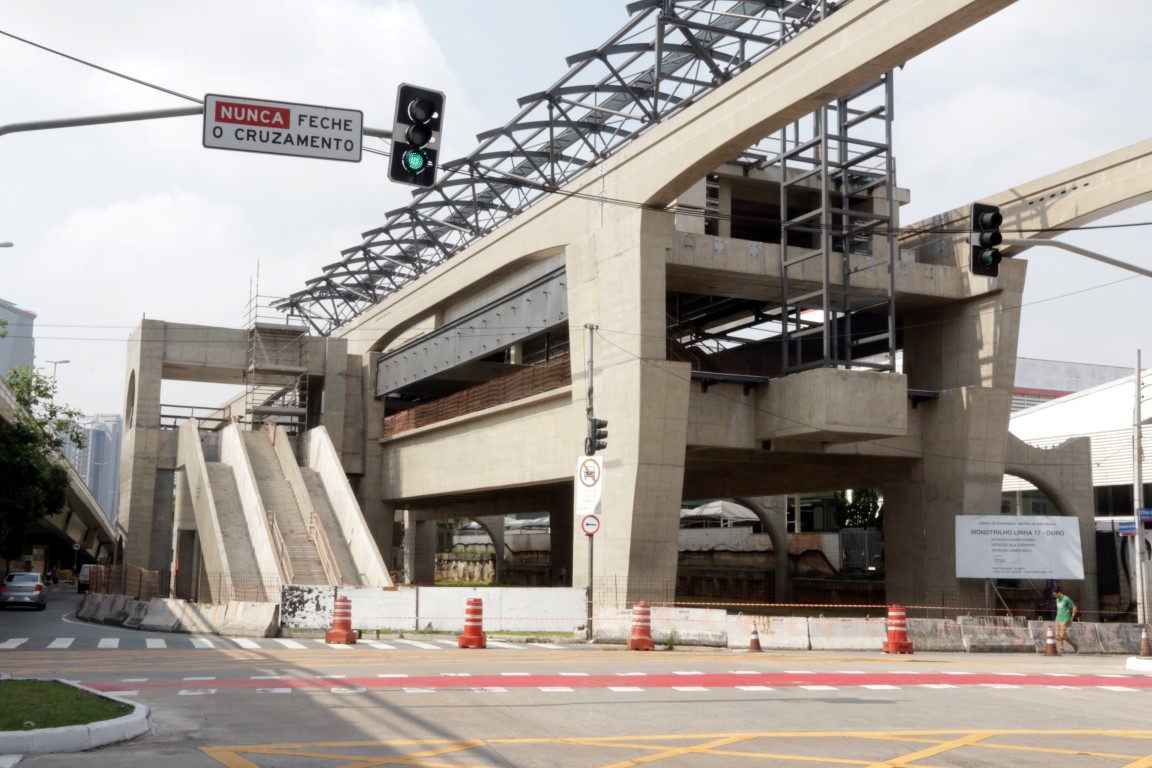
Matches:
[199,730,1152,768]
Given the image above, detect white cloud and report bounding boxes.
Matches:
[2,0,1151,415]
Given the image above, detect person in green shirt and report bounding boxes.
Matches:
[1052,586,1079,654]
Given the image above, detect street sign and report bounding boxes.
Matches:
[1120,521,1137,536]
[1140,509,1152,523]
[203,94,363,162]
[581,515,600,536]
[71,542,80,551]
[574,456,603,517]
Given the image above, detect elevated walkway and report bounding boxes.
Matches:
[175,421,391,603]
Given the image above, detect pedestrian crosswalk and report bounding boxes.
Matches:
[0,635,572,652]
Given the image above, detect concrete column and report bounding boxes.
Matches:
[883,261,1027,615]
[358,352,395,569]
[717,178,732,238]
[883,386,1014,614]
[566,206,692,607]
[117,320,166,571]
[316,336,349,455]
[737,495,789,603]
[402,512,437,585]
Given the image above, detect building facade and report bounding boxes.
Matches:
[0,297,35,376]
[61,414,122,523]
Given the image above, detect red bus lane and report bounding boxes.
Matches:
[82,670,1152,693]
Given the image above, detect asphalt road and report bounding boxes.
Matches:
[3,590,1152,767]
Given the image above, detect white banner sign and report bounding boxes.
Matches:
[574,456,603,518]
[955,515,1084,579]
[203,94,363,162]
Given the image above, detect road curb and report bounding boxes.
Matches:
[0,679,150,756]
[1124,656,1152,673]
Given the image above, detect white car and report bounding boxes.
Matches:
[1,572,47,610]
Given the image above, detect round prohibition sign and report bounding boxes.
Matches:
[581,514,601,536]
[578,458,601,487]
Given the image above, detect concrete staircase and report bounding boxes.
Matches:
[242,431,329,585]
[301,468,360,584]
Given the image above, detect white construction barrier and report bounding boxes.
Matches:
[808,617,886,651]
[339,586,420,633]
[76,593,103,621]
[908,618,964,652]
[959,616,1033,653]
[137,598,184,633]
[728,616,810,650]
[221,601,279,637]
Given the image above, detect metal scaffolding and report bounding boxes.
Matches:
[274,1,858,339]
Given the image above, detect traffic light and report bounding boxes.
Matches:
[970,202,1003,277]
[388,83,445,188]
[585,417,608,455]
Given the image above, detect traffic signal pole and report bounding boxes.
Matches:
[1001,237,1152,623]
[1001,238,1152,279]
[1134,352,1148,626]
[0,106,204,137]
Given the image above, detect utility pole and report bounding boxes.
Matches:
[1135,351,1147,626]
[584,322,596,638]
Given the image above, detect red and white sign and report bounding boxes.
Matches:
[574,456,603,518]
[203,94,362,162]
[581,515,600,536]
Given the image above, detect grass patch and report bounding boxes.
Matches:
[0,680,132,731]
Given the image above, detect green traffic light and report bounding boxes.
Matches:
[403,148,429,173]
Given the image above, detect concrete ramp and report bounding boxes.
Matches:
[204,464,265,600]
[304,426,393,587]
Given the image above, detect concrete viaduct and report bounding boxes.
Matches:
[116,0,1152,617]
[1,377,116,570]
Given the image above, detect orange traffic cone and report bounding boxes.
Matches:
[325,595,357,645]
[627,601,655,651]
[458,597,487,648]
[749,624,762,653]
[881,604,914,654]
[1045,627,1058,656]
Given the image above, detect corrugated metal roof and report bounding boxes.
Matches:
[1005,369,1152,492]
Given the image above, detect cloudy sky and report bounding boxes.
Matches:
[1,0,1150,417]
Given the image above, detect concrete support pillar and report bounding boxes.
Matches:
[737,495,790,603]
[316,336,348,455]
[402,512,437,585]
[359,352,396,576]
[118,320,167,571]
[567,207,691,607]
[883,263,1028,616]
[883,386,1014,615]
[475,515,505,584]
[717,178,732,238]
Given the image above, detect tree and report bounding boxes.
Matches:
[6,365,86,450]
[0,366,85,571]
[833,488,883,529]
